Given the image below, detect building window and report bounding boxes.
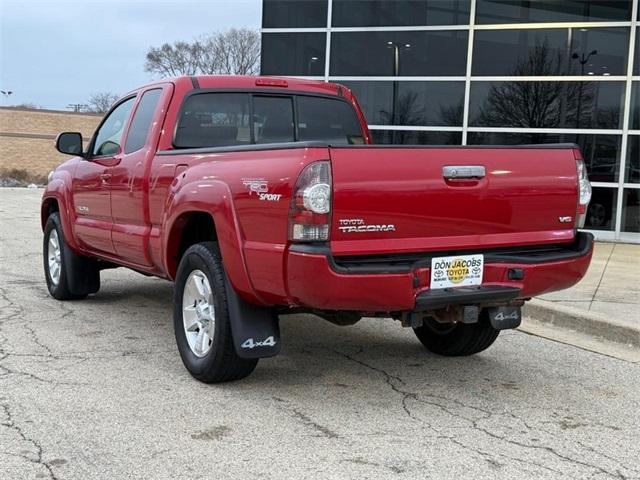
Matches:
[472,28,630,77]
[331,0,471,27]
[342,81,465,126]
[262,0,327,28]
[585,187,617,231]
[627,135,640,184]
[330,31,468,76]
[622,189,640,233]
[468,81,625,130]
[475,0,633,24]
[371,130,462,145]
[468,132,623,183]
[261,33,326,76]
[260,0,640,241]
[631,82,640,131]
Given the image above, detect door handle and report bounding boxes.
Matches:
[443,166,485,179]
[100,173,112,183]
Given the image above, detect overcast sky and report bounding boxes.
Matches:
[0,0,262,110]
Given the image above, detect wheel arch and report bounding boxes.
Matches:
[166,210,218,278]
[162,179,265,305]
[41,178,81,253]
[41,196,60,230]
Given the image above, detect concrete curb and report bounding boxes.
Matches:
[522,299,640,348]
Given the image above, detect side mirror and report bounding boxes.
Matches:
[55,132,85,156]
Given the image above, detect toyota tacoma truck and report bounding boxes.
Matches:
[42,76,594,383]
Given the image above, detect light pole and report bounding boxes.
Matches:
[572,49,597,129]
[387,41,410,142]
[1,90,13,104]
[307,56,319,75]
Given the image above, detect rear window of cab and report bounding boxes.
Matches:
[173,92,364,148]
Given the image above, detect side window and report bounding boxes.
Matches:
[253,96,295,144]
[124,89,162,154]
[297,96,364,145]
[174,93,251,148]
[92,97,135,157]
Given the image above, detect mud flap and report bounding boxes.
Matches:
[487,306,522,330]
[223,274,281,359]
[62,243,100,296]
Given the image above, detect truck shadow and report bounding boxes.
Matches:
[268,314,519,384]
[88,273,547,397]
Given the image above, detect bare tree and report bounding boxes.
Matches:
[144,41,204,77]
[378,90,426,127]
[474,43,598,132]
[439,101,464,127]
[87,92,119,113]
[144,29,260,77]
[14,102,40,109]
[207,29,261,75]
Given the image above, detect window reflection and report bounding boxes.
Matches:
[371,130,462,145]
[627,136,640,184]
[475,0,633,24]
[585,187,617,231]
[622,189,640,233]
[468,132,622,183]
[262,0,327,28]
[330,31,468,76]
[631,82,640,131]
[636,28,640,75]
[332,0,470,27]
[469,81,624,129]
[473,28,629,76]
[261,33,326,76]
[342,81,464,126]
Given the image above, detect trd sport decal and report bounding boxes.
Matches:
[242,178,282,202]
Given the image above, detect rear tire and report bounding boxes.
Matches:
[173,242,258,383]
[413,310,499,356]
[43,213,99,300]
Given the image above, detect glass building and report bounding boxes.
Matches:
[261,0,640,242]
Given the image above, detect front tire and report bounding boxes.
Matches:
[413,310,499,356]
[173,242,258,383]
[43,213,99,300]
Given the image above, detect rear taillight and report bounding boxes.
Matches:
[289,161,332,241]
[576,159,592,229]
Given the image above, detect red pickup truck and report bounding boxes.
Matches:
[42,75,593,383]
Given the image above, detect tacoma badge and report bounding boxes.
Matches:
[338,218,396,233]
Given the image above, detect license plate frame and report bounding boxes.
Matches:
[430,254,484,289]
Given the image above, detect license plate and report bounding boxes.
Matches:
[430,254,483,289]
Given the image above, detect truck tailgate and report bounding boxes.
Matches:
[328,146,579,256]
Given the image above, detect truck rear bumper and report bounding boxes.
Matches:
[285,232,594,312]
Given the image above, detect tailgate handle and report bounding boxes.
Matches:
[443,166,485,179]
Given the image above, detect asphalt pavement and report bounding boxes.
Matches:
[1,188,639,480]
